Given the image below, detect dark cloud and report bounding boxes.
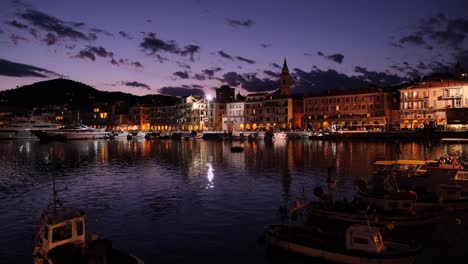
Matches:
[0,58,58,78]
[173,71,189,79]
[140,32,199,62]
[177,62,191,69]
[180,44,200,62]
[260,43,271,48]
[264,70,280,78]
[158,86,205,97]
[416,62,428,70]
[119,31,132,39]
[43,33,57,45]
[236,56,255,64]
[202,67,222,77]
[399,35,425,45]
[121,81,150,90]
[111,58,143,68]
[218,50,234,60]
[397,14,468,49]
[75,46,114,61]
[221,72,278,93]
[8,20,28,29]
[317,51,344,64]
[10,34,27,46]
[18,9,93,42]
[226,19,254,28]
[90,28,112,37]
[354,66,407,85]
[271,63,281,69]
[140,32,178,54]
[193,73,206,80]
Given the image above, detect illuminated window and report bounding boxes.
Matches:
[93,108,100,113]
[99,112,108,119]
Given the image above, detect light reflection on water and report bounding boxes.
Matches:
[0,139,468,263]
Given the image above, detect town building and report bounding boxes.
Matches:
[399,80,468,130]
[303,88,393,131]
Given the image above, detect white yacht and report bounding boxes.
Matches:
[32,124,109,140]
[0,120,61,139]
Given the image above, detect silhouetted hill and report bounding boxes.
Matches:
[0,78,178,114]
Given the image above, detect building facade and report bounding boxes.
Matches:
[399,80,468,129]
[303,88,393,131]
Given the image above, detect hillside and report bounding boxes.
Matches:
[0,79,178,114]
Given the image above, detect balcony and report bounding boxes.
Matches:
[440,94,463,100]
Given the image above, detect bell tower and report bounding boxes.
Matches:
[280,58,290,97]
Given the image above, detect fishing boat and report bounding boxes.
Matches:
[33,177,144,264]
[32,124,109,141]
[0,119,61,139]
[265,223,420,264]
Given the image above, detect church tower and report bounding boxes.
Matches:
[280,58,291,97]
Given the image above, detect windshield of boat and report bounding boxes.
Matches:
[373,233,384,249]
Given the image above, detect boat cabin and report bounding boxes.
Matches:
[345,225,384,253]
[437,184,463,200]
[34,208,86,258]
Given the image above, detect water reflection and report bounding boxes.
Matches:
[1,139,468,263]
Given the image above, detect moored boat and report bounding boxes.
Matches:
[0,120,61,139]
[265,224,420,264]
[32,124,109,141]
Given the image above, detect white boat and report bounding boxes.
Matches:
[0,120,60,139]
[32,124,109,140]
[265,224,420,264]
[136,131,147,139]
[273,131,287,140]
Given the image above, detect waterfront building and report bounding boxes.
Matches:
[129,105,151,131]
[174,96,213,131]
[211,101,226,131]
[303,88,393,131]
[399,80,468,130]
[223,101,245,131]
[150,104,177,131]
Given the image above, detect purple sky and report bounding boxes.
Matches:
[0,0,467,96]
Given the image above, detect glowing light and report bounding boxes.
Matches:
[206,95,213,101]
[206,162,214,189]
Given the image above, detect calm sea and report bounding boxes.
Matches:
[1,138,468,263]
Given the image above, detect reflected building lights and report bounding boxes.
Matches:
[206,162,214,189]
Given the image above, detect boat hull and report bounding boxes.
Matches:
[265,225,419,264]
[33,130,109,140]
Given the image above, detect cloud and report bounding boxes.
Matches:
[226,19,254,28]
[396,14,468,49]
[260,43,271,48]
[18,9,92,41]
[221,72,278,93]
[353,66,407,85]
[180,44,200,62]
[121,81,150,90]
[10,34,28,45]
[317,51,344,64]
[111,58,143,68]
[236,56,255,64]
[173,71,190,79]
[74,46,113,61]
[218,50,234,60]
[119,31,132,39]
[264,70,280,78]
[202,67,222,77]
[43,33,57,45]
[73,46,142,68]
[399,35,425,45]
[177,62,191,69]
[271,63,281,69]
[8,20,28,29]
[0,58,58,78]
[158,86,205,97]
[140,32,200,62]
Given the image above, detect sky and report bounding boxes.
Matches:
[0,0,467,97]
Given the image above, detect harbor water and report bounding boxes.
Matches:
[1,138,468,263]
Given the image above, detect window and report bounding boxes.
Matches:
[335,106,340,111]
[52,222,73,242]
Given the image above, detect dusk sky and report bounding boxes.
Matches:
[0,0,467,97]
